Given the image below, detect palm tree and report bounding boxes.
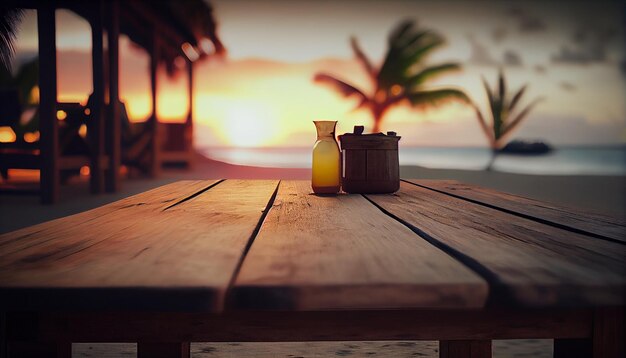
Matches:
[314,20,468,133]
[0,7,25,69]
[471,70,543,170]
[1,56,39,141]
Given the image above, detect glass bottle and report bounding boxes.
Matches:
[312,120,341,194]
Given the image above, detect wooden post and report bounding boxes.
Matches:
[90,1,105,193]
[439,340,491,358]
[5,313,71,358]
[554,339,591,358]
[0,312,6,358]
[137,342,190,358]
[149,29,160,177]
[105,0,121,192]
[37,3,59,204]
[592,307,624,357]
[186,58,194,168]
[555,308,624,358]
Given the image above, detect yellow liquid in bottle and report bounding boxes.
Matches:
[312,121,340,194]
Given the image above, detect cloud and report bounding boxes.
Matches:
[491,26,507,43]
[467,36,524,68]
[552,23,618,64]
[503,50,523,67]
[559,81,577,92]
[467,35,498,66]
[507,7,547,33]
[552,46,605,64]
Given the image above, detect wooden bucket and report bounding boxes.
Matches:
[339,130,401,193]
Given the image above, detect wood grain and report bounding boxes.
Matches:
[0,180,218,254]
[366,182,626,307]
[408,179,626,243]
[0,180,278,311]
[231,180,487,310]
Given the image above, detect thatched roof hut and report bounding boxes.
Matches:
[0,0,225,203]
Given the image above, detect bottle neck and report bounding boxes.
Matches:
[314,121,337,141]
[317,133,335,140]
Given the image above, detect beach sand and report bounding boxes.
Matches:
[2,151,623,233]
[1,151,621,357]
[400,166,626,218]
[71,340,552,357]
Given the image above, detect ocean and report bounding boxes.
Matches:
[199,146,626,176]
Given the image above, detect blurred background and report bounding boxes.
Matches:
[1,0,624,223]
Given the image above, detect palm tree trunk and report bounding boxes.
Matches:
[371,107,384,133]
[485,148,497,171]
[372,120,381,133]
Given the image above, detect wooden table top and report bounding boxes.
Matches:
[0,179,624,312]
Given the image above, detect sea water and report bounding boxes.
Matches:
[200,146,626,176]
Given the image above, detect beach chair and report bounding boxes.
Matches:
[0,94,93,184]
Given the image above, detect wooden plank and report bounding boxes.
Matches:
[366,182,626,307]
[37,4,59,204]
[408,179,626,243]
[440,340,491,358]
[0,180,218,249]
[0,180,283,311]
[231,180,487,310]
[34,309,591,343]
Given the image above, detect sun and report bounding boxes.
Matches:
[219,102,278,147]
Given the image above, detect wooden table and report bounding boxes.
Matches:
[0,179,624,357]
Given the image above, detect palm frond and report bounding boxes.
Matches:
[350,37,376,81]
[379,27,444,89]
[388,20,414,45]
[0,7,24,69]
[481,76,498,126]
[470,102,495,147]
[313,73,368,108]
[498,69,506,104]
[405,88,469,109]
[404,37,444,70]
[508,84,527,113]
[14,56,38,104]
[481,76,495,110]
[500,97,544,140]
[405,63,460,88]
[398,30,431,51]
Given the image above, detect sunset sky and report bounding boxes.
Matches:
[10,0,626,147]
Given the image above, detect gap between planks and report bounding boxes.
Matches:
[162,179,225,211]
[361,194,511,306]
[402,179,625,245]
[226,180,281,291]
[365,182,625,307]
[230,181,487,310]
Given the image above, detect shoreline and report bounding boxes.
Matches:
[1,151,623,234]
